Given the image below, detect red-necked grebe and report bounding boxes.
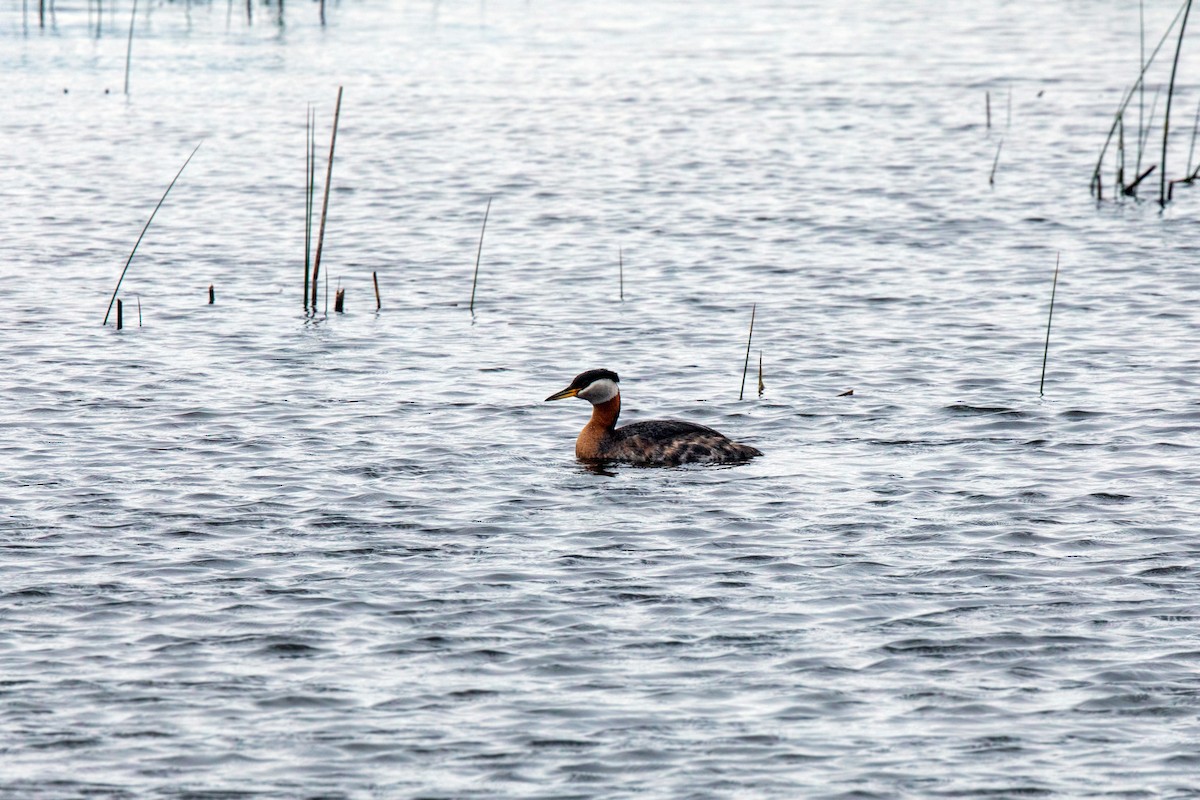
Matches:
[545,369,762,465]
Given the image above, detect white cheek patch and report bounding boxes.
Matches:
[578,378,619,404]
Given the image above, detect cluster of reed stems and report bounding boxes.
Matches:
[1092,0,1198,206]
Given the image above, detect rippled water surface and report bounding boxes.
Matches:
[5,0,1200,796]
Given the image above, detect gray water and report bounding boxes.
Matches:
[5,0,1200,796]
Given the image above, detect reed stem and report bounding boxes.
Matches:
[989,139,1003,186]
[208,284,214,304]
[757,351,764,397]
[986,91,991,129]
[305,104,313,311]
[619,246,624,301]
[468,196,491,314]
[311,86,343,311]
[1161,0,1194,206]
[1039,254,1060,396]
[123,0,136,95]
[116,298,123,330]
[103,141,203,326]
[373,270,381,311]
[739,303,756,401]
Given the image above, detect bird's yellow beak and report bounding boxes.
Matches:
[545,386,579,402]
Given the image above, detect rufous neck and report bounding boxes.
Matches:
[589,392,621,431]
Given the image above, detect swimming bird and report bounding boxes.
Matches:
[545,368,762,466]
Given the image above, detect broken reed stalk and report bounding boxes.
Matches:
[1161,0,1195,206]
[1091,0,1189,196]
[989,139,1003,185]
[373,270,381,311]
[208,284,214,304]
[1039,254,1061,397]
[311,85,343,312]
[137,295,142,327]
[619,246,624,301]
[757,351,764,397]
[103,140,203,326]
[116,298,123,330]
[986,91,991,129]
[468,196,491,313]
[123,0,136,96]
[739,303,756,401]
[334,288,345,313]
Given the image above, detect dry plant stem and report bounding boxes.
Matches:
[116,299,123,330]
[373,271,381,311]
[334,288,344,313]
[1160,0,1194,206]
[619,246,624,301]
[123,0,136,95]
[1040,254,1060,397]
[986,91,991,129]
[468,196,491,313]
[990,139,1003,185]
[311,86,343,311]
[208,284,214,304]
[137,295,142,327]
[103,141,203,326]
[739,303,756,401]
[757,351,764,397]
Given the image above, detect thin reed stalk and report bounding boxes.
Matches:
[373,270,381,311]
[305,104,313,311]
[1186,97,1200,176]
[208,284,214,304]
[757,351,764,397]
[619,246,624,301]
[1160,0,1194,206]
[1137,86,1161,179]
[989,139,1003,185]
[311,86,343,311]
[103,141,203,326]
[1039,254,1060,397]
[739,303,756,401]
[986,91,991,129]
[137,295,142,327]
[468,196,491,313]
[123,0,136,95]
[116,298,123,330]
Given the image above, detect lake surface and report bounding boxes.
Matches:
[5,0,1200,796]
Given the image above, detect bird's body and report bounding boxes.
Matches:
[546,369,762,466]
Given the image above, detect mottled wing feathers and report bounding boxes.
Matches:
[604,419,761,466]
